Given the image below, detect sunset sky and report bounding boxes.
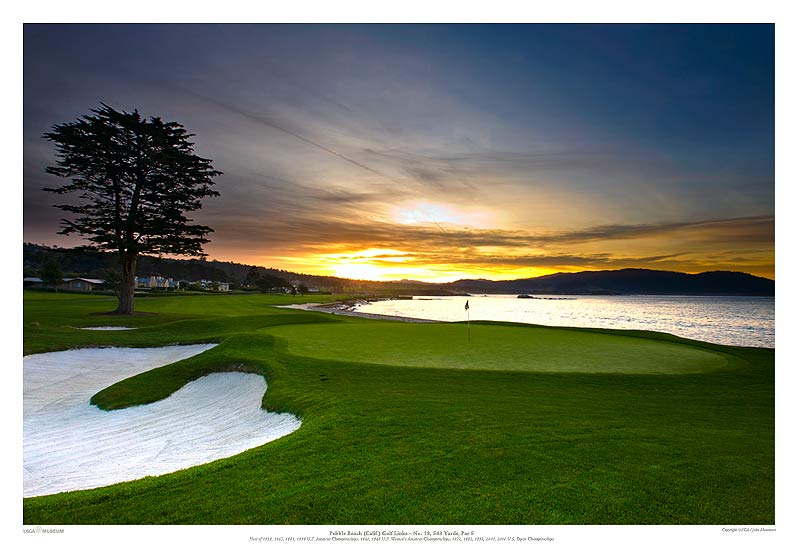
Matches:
[23,24,775,281]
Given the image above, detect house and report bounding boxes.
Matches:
[23,277,44,287]
[24,277,105,291]
[198,280,230,292]
[63,278,105,291]
[136,276,177,289]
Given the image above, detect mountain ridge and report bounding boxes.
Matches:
[446,268,774,296]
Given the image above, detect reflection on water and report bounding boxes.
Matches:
[357,294,774,348]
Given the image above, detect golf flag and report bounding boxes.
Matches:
[465,300,470,342]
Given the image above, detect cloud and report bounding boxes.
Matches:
[538,215,775,245]
[205,211,774,278]
[22,25,774,280]
[211,212,773,250]
[174,88,405,185]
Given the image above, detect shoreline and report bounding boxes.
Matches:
[277,301,436,323]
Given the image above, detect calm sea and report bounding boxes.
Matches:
[356,294,775,348]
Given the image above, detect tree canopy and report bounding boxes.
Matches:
[44,104,221,256]
[39,259,63,290]
[43,104,221,313]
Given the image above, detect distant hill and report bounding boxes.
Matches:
[21,243,443,294]
[446,268,774,296]
[23,245,774,296]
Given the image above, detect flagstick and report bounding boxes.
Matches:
[467,307,470,342]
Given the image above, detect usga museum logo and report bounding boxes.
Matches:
[23,526,64,534]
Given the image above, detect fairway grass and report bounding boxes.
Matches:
[22,291,774,525]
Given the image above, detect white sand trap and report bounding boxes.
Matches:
[79,326,137,330]
[23,344,301,497]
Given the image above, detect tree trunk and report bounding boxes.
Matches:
[116,253,137,314]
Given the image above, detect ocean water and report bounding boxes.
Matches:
[356,294,775,348]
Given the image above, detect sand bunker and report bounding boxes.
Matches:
[79,326,137,330]
[23,344,301,497]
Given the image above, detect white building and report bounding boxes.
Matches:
[199,280,230,292]
[136,276,177,289]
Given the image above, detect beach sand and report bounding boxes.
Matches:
[278,301,436,323]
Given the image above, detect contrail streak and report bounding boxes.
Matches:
[179,89,402,183]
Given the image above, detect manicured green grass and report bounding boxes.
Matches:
[265,320,733,374]
[22,291,774,524]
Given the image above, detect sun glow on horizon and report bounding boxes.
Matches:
[321,248,420,281]
[279,247,561,283]
[390,201,498,229]
[219,246,775,283]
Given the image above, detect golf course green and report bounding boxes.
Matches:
[23,291,774,524]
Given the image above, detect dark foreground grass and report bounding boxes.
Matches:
[22,291,774,524]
